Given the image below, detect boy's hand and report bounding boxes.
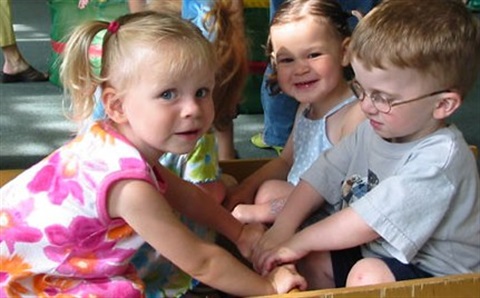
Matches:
[235,223,265,260]
[256,240,308,275]
[252,226,292,272]
[266,264,307,294]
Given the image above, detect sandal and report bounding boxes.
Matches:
[1,66,48,83]
[251,132,283,155]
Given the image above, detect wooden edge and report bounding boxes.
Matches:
[251,273,480,298]
[0,169,23,187]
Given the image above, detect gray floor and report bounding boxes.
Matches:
[1,1,479,170]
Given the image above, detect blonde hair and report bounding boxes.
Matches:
[60,11,217,121]
[147,0,249,131]
[350,0,480,97]
[265,0,353,94]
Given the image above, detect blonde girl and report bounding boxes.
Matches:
[0,11,305,297]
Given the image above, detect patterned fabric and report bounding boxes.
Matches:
[0,121,166,297]
[160,131,220,184]
[287,96,357,184]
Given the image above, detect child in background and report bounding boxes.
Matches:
[0,12,306,297]
[253,0,480,290]
[226,0,365,223]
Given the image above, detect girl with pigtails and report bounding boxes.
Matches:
[0,11,306,297]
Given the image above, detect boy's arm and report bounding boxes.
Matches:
[252,180,324,268]
[259,207,379,274]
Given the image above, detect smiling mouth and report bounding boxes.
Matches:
[294,80,317,88]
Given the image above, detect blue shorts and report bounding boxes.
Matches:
[331,247,433,287]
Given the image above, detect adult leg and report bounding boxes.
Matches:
[259,65,299,147]
[253,0,299,149]
[1,0,25,74]
[1,0,48,82]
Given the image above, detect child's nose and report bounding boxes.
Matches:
[181,98,202,118]
[294,60,310,75]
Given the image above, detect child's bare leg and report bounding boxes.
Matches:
[232,180,294,223]
[255,180,294,204]
[346,258,395,286]
[297,251,336,290]
[232,198,285,223]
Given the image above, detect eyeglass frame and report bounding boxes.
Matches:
[350,80,451,114]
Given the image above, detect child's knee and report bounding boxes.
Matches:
[255,183,275,204]
[346,258,395,287]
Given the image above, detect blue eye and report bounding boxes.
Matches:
[277,57,293,64]
[195,88,210,99]
[160,90,175,100]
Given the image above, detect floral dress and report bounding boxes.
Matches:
[0,121,166,297]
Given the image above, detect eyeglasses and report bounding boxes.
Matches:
[350,80,451,114]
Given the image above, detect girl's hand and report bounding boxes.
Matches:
[266,264,307,294]
[235,223,265,260]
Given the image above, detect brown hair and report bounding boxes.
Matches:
[265,0,353,94]
[350,0,480,97]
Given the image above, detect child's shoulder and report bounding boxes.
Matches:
[340,101,365,138]
[410,124,475,169]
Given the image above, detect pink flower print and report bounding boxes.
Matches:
[27,151,84,205]
[64,277,143,298]
[44,216,136,277]
[119,158,147,171]
[0,199,42,253]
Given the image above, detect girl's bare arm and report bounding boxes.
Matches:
[107,179,306,296]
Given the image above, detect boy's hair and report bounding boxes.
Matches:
[148,0,249,131]
[350,0,480,97]
[60,11,217,121]
[266,0,353,94]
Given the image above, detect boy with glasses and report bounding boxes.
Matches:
[252,0,480,290]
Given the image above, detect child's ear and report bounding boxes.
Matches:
[102,87,128,123]
[341,37,351,67]
[433,91,461,120]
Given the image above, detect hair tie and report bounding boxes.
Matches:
[107,21,120,34]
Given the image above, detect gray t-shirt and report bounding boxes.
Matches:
[302,121,480,276]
